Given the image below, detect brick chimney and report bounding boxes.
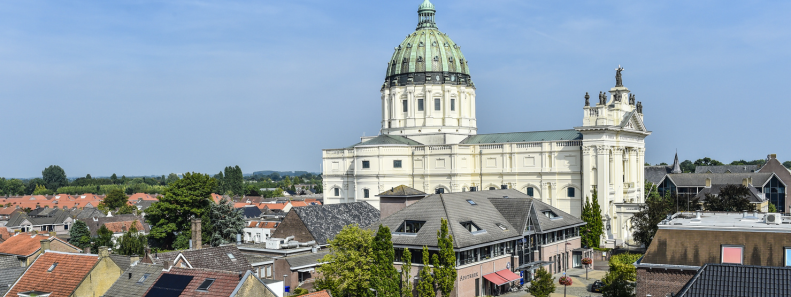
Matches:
[98,246,110,258]
[40,239,51,252]
[84,247,91,254]
[191,219,202,250]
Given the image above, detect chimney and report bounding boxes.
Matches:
[40,239,51,252]
[49,231,56,237]
[98,246,110,258]
[130,254,139,264]
[84,247,91,254]
[742,178,749,187]
[191,219,202,250]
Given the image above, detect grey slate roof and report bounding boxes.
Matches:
[645,166,672,185]
[237,206,262,219]
[69,208,105,220]
[0,267,26,296]
[378,189,524,249]
[528,198,585,233]
[377,185,427,197]
[0,256,20,269]
[109,254,133,271]
[152,245,252,273]
[103,263,165,297]
[693,185,766,203]
[460,130,582,144]
[244,254,274,265]
[665,173,774,187]
[695,165,759,174]
[284,251,330,269]
[676,264,791,297]
[292,202,380,245]
[6,209,71,227]
[489,195,585,233]
[350,134,423,147]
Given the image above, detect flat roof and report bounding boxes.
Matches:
[659,212,791,232]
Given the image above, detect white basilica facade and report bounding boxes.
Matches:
[322,0,651,244]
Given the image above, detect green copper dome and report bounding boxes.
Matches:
[384,1,472,87]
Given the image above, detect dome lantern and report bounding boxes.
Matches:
[417,0,437,30]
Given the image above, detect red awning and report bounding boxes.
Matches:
[483,272,509,286]
[495,269,522,283]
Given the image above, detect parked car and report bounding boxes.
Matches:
[591,280,605,292]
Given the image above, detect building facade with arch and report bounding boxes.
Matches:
[321,0,651,244]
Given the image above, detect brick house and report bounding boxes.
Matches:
[635,211,791,297]
[0,233,81,266]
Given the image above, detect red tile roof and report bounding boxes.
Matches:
[302,289,333,297]
[0,207,20,215]
[128,193,159,201]
[0,228,12,242]
[0,234,77,257]
[7,251,99,297]
[246,221,278,229]
[103,220,145,233]
[146,268,245,297]
[261,203,288,210]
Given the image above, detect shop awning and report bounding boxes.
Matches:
[483,270,522,286]
[483,272,509,286]
[495,269,522,283]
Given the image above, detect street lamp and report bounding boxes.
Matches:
[283,275,289,296]
[369,288,378,297]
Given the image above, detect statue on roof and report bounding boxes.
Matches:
[585,92,590,106]
[637,101,643,113]
[615,65,624,87]
[598,91,605,105]
[629,94,635,105]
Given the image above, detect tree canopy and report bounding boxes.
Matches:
[207,199,245,247]
[42,165,68,191]
[601,253,641,297]
[145,172,215,249]
[703,184,755,212]
[68,220,92,250]
[694,157,723,166]
[434,218,457,297]
[527,268,555,297]
[371,225,399,297]
[416,246,435,297]
[102,188,129,210]
[581,190,604,248]
[117,222,146,256]
[316,224,374,297]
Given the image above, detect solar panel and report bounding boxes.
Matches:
[145,274,194,297]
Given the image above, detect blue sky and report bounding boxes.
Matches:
[1,0,789,178]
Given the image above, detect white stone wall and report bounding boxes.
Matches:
[380,83,477,138]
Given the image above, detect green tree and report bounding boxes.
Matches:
[630,186,672,248]
[316,224,374,297]
[117,204,137,215]
[213,171,225,194]
[694,157,723,166]
[371,225,399,297]
[93,225,115,251]
[769,202,777,213]
[33,185,53,195]
[703,184,755,211]
[433,218,456,297]
[680,160,695,173]
[102,188,129,210]
[145,172,215,249]
[416,247,435,297]
[110,173,119,184]
[527,268,555,297]
[601,253,641,297]
[581,192,604,248]
[208,199,245,246]
[42,165,68,191]
[5,179,25,196]
[223,166,244,197]
[166,173,180,185]
[783,161,791,169]
[68,220,92,250]
[117,221,146,256]
[292,288,309,296]
[401,248,413,297]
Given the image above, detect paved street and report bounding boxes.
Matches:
[507,268,607,297]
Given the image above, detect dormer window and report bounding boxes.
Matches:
[460,221,485,234]
[543,210,561,220]
[396,220,425,234]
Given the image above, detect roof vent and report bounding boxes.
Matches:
[503,196,509,199]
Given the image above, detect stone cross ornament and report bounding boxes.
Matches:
[615,65,624,87]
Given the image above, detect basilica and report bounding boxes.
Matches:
[322,0,651,244]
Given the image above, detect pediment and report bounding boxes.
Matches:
[621,111,647,132]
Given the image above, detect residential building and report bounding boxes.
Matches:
[322,0,651,245]
[143,267,276,297]
[0,233,80,266]
[5,208,74,234]
[244,254,275,280]
[103,262,165,297]
[84,214,149,246]
[243,221,279,243]
[237,205,263,219]
[6,247,123,297]
[273,250,328,292]
[675,264,791,297]
[378,189,587,297]
[635,211,791,297]
[147,245,253,273]
[269,202,380,246]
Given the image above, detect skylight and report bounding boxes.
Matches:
[460,221,486,234]
[137,273,151,284]
[47,262,58,272]
[227,253,236,261]
[196,278,216,291]
[496,223,508,231]
[466,199,477,205]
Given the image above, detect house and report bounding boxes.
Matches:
[377,189,588,297]
[244,254,275,280]
[128,193,159,202]
[0,207,22,222]
[5,208,74,235]
[376,185,428,219]
[84,214,149,246]
[274,250,328,292]
[148,245,253,273]
[143,267,277,297]
[6,247,124,297]
[243,221,279,243]
[675,264,791,297]
[269,201,380,246]
[695,165,759,173]
[635,211,791,297]
[0,233,81,266]
[693,184,767,211]
[103,262,165,297]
